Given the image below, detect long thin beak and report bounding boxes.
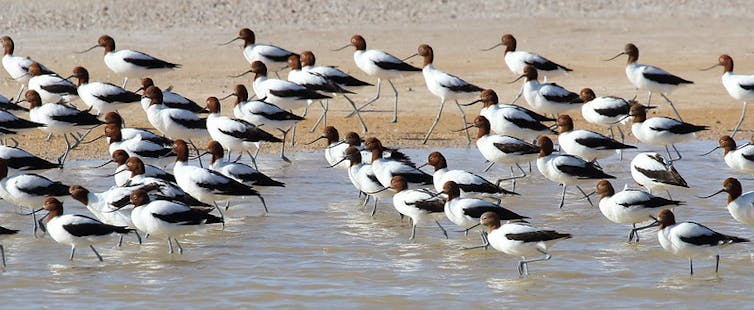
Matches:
[331,44,351,52]
[698,146,721,156]
[134,86,144,93]
[460,99,482,107]
[364,187,391,195]
[18,207,44,216]
[63,74,75,81]
[219,93,236,101]
[79,134,106,145]
[507,74,526,84]
[429,191,446,198]
[402,53,419,62]
[602,52,626,61]
[327,156,350,168]
[77,45,100,54]
[325,140,346,149]
[697,188,725,199]
[218,37,241,46]
[228,69,253,78]
[92,159,114,169]
[191,151,210,160]
[480,42,503,52]
[416,162,428,169]
[700,63,721,71]
[304,136,326,145]
[12,72,29,81]
[103,169,129,177]
[452,124,475,132]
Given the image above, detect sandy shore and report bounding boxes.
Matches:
[2,1,754,160]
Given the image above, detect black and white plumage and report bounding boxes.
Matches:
[440,181,528,234]
[222,28,298,73]
[466,89,555,141]
[42,197,133,262]
[207,140,284,187]
[607,43,692,120]
[123,157,209,208]
[0,158,70,221]
[630,103,707,161]
[68,185,143,246]
[472,115,539,190]
[0,108,44,135]
[205,97,284,162]
[656,209,748,275]
[70,66,141,115]
[390,176,447,240]
[143,86,208,142]
[363,137,432,189]
[136,78,205,113]
[110,150,174,187]
[103,112,173,147]
[536,136,614,208]
[556,114,635,161]
[412,44,483,144]
[25,90,103,165]
[2,36,56,83]
[0,145,60,171]
[579,88,631,139]
[335,34,422,123]
[27,63,78,103]
[0,93,28,112]
[243,61,331,112]
[130,189,222,254]
[104,124,174,165]
[517,65,582,115]
[82,35,180,89]
[485,34,572,78]
[480,211,571,276]
[630,152,688,194]
[424,151,516,197]
[172,140,268,214]
[596,180,683,242]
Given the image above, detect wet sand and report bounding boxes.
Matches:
[1,2,753,160]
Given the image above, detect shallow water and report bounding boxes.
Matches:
[1,141,754,308]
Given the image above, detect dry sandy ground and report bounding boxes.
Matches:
[1,1,754,160]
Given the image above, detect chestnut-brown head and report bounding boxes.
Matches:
[501,34,516,53]
[579,88,596,103]
[125,157,146,176]
[43,197,64,221]
[130,189,150,208]
[390,176,408,193]
[350,35,366,51]
[344,132,362,147]
[206,96,221,114]
[207,140,224,164]
[629,103,647,123]
[657,209,676,230]
[250,61,268,78]
[426,151,447,171]
[480,211,502,232]
[172,139,189,162]
[97,35,116,53]
[24,90,43,109]
[442,181,461,200]
[238,28,255,46]
[556,115,574,134]
[722,177,743,203]
[300,51,316,67]
[535,135,554,157]
[144,86,163,106]
[112,149,130,165]
[417,44,433,66]
[104,112,123,126]
[70,66,89,85]
[595,179,615,201]
[69,185,90,206]
[718,54,734,73]
[288,54,302,70]
[28,62,43,76]
[1,36,14,55]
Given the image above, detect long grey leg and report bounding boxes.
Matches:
[173,238,184,255]
[117,235,124,247]
[576,185,594,207]
[90,245,103,262]
[689,258,694,275]
[409,221,416,240]
[342,94,368,132]
[388,80,399,123]
[455,100,471,145]
[167,238,174,254]
[435,220,448,239]
[660,93,683,121]
[347,78,381,117]
[731,102,748,138]
[422,98,446,144]
[509,84,523,105]
[481,161,495,173]
[69,246,76,261]
[277,128,291,163]
[308,100,328,133]
[646,91,652,107]
[558,184,567,208]
[1,244,5,268]
[371,198,379,216]
[134,231,143,244]
[715,254,720,273]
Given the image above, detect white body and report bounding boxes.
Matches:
[658,222,724,259]
[131,200,200,238]
[598,189,674,225]
[146,103,207,141]
[104,50,173,77]
[488,222,565,257]
[631,117,697,146]
[207,113,260,154]
[522,80,581,114]
[626,62,685,94]
[723,145,754,174]
[479,105,551,141]
[727,192,754,227]
[353,50,413,79]
[28,74,78,103]
[476,134,538,165]
[421,64,479,101]
[46,214,116,249]
[630,152,686,193]
[558,130,622,161]
[78,82,138,114]
[536,153,595,186]
[505,51,568,78]
[29,103,92,134]
[581,96,631,127]
[252,76,311,111]
[243,44,292,70]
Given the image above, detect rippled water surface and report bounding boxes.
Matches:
[1,141,754,307]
